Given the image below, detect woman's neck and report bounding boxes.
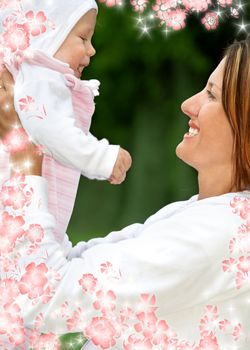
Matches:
[197,165,234,200]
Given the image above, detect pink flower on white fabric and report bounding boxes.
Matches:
[123,334,153,350]
[163,9,187,30]
[26,224,44,243]
[182,0,211,12]
[150,319,169,345]
[0,0,9,8]
[218,319,230,331]
[134,311,158,337]
[199,305,219,337]
[18,95,36,112]
[0,304,25,346]
[6,173,27,190]
[0,278,20,307]
[19,262,48,299]
[237,255,250,274]
[230,197,250,220]
[222,257,237,272]
[31,332,60,350]
[100,261,122,279]
[1,186,27,210]
[232,323,242,341]
[66,307,86,331]
[93,289,116,314]
[2,127,30,153]
[201,12,219,30]
[98,0,123,7]
[235,270,250,289]
[0,212,25,254]
[85,316,118,349]
[79,273,98,293]
[136,294,158,314]
[25,11,47,36]
[199,334,219,349]
[217,0,233,7]
[3,23,30,52]
[130,0,148,13]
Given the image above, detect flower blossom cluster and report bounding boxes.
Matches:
[98,0,243,33]
[222,196,250,289]
[0,0,54,71]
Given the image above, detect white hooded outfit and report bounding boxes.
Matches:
[0,0,120,244]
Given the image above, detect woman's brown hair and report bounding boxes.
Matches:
[222,35,250,191]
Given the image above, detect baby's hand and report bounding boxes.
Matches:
[109,148,132,185]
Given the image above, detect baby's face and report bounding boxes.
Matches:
[54,9,96,78]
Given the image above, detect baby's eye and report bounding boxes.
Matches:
[206,89,216,101]
[80,37,88,42]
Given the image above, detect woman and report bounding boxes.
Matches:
[0,38,250,349]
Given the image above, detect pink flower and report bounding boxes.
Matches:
[218,319,230,331]
[85,316,118,349]
[237,255,250,274]
[0,0,9,8]
[79,273,98,293]
[182,0,211,12]
[0,278,20,307]
[130,0,148,13]
[163,9,187,30]
[93,289,116,314]
[232,323,242,341]
[66,307,85,331]
[0,212,25,254]
[26,224,44,243]
[201,12,219,30]
[1,186,27,210]
[0,304,25,346]
[222,257,237,272]
[230,197,250,220]
[134,311,158,337]
[3,23,30,52]
[98,0,123,7]
[31,332,60,350]
[2,127,30,153]
[218,0,233,7]
[199,334,219,349]
[25,11,47,36]
[123,335,153,350]
[18,95,36,112]
[19,262,48,299]
[152,0,178,22]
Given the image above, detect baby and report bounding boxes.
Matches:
[0,0,131,243]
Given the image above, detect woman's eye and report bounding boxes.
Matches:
[206,90,216,101]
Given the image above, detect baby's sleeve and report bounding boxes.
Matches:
[14,72,119,180]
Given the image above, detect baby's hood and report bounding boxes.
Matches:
[0,0,98,64]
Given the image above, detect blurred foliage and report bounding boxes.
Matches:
[68,2,250,243]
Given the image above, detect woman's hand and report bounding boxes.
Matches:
[0,67,43,176]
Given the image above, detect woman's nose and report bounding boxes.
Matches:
[181,93,200,118]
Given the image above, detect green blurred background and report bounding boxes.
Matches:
[67,1,250,244]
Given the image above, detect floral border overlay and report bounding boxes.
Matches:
[99,0,247,36]
[0,173,249,349]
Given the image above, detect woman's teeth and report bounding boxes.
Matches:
[188,127,199,137]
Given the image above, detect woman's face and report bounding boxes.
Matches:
[176,58,234,174]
